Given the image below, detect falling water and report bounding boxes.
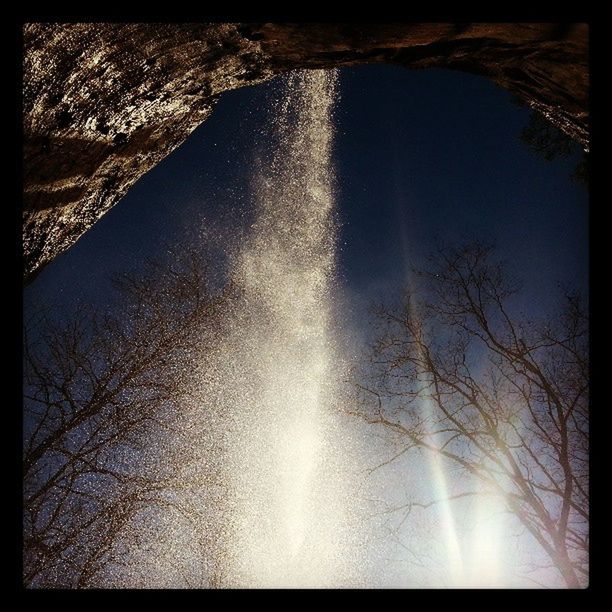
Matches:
[216,69,363,588]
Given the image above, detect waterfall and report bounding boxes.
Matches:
[215,69,362,588]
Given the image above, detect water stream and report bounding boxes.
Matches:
[217,69,363,588]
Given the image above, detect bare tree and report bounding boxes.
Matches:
[353,243,588,588]
[23,253,236,588]
[515,108,588,186]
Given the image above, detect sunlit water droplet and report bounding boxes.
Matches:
[217,69,365,588]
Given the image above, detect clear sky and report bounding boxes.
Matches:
[24,64,588,327]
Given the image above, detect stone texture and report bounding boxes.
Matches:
[23,22,589,283]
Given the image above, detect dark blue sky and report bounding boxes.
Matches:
[24,65,588,325]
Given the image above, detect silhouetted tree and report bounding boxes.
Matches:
[520,110,589,186]
[23,253,236,588]
[353,244,588,588]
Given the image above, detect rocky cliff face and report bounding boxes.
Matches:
[23,22,589,283]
